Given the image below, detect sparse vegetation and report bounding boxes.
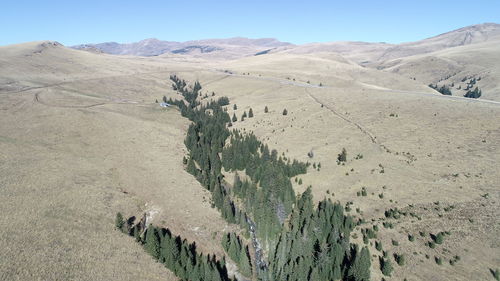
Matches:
[337,148,347,163]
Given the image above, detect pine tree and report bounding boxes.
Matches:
[145,225,161,259]
[265,106,269,113]
[348,246,371,281]
[282,108,288,115]
[434,232,444,244]
[381,257,393,276]
[239,245,252,277]
[115,212,124,231]
[232,113,237,122]
[249,108,254,118]
[338,148,347,162]
[394,253,405,266]
[233,104,237,110]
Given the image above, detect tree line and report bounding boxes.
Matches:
[157,76,371,280]
[115,213,232,281]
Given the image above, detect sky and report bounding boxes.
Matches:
[2,0,500,46]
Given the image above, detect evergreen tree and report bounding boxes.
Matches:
[282,108,288,115]
[338,148,347,162]
[233,104,237,110]
[265,106,269,113]
[380,257,393,276]
[232,113,237,122]
[348,246,371,281]
[145,225,161,259]
[115,212,124,231]
[239,245,252,277]
[249,108,254,118]
[433,232,444,244]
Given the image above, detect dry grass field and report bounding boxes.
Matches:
[0,38,499,281]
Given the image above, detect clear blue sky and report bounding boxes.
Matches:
[2,0,499,46]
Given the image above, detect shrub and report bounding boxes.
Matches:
[392,240,399,246]
[491,268,499,281]
[435,256,442,265]
[248,108,254,118]
[394,253,405,266]
[337,148,347,163]
[408,234,415,242]
[264,106,268,113]
[432,232,444,244]
[282,108,288,115]
[380,257,393,276]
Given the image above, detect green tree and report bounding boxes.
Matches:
[248,108,254,118]
[264,106,269,113]
[338,148,347,162]
[394,253,405,266]
[348,246,371,281]
[282,108,288,115]
[381,257,393,276]
[232,113,237,122]
[233,104,237,110]
[115,212,124,231]
[145,225,160,259]
[239,245,252,277]
[433,232,444,244]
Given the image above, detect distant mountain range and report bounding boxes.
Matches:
[72,37,292,57]
[71,23,500,62]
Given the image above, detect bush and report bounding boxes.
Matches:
[491,268,499,281]
[282,108,288,115]
[264,106,269,113]
[248,108,254,118]
[435,256,442,265]
[408,234,415,242]
[394,253,405,266]
[380,257,393,276]
[432,232,444,244]
[392,240,399,246]
[337,148,347,163]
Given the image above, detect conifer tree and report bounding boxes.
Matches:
[249,108,254,118]
[265,106,269,113]
[282,108,288,115]
[239,245,252,277]
[145,225,160,259]
[348,246,371,281]
[232,113,237,122]
[381,257,393,276]
[115,212,124,231]
[233,104,237,110]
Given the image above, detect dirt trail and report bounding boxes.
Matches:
[33,90,149,109]
[1,70,174,95]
